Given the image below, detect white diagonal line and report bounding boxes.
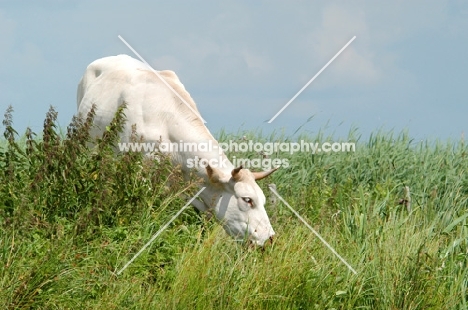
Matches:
[116,187,206,275]
[268,185,358,275]
[267,36,356,123]
[118,35,207,124]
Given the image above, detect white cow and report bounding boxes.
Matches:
[77,55,277,245]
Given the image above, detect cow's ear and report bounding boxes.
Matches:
[206,164,221,183]
[231,165,243,181]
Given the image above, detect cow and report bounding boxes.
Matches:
[77,55,277,246]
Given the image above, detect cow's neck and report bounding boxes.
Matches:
[166,118,235,178]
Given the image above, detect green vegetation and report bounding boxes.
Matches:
[1,106,467,309]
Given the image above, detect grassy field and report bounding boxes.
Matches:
[1,106,467,309]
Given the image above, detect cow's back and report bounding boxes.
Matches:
[77,55,204,143]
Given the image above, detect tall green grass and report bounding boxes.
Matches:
[1,106,466,309]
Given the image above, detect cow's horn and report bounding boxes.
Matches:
[252,166,279,181]
[231,165,243,179]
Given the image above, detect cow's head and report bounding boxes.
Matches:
[204,165,277,246]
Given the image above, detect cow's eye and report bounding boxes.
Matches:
[242,197,253,206]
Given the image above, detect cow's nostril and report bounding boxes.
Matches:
[269,236,274,243]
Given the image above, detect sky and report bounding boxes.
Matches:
[1,0,467,142]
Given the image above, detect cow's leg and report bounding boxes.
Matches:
[190,198,208,212]
[189,197,213,220]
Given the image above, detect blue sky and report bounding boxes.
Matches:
[1,0,467,141]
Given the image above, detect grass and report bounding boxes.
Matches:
[0,105,467,309]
